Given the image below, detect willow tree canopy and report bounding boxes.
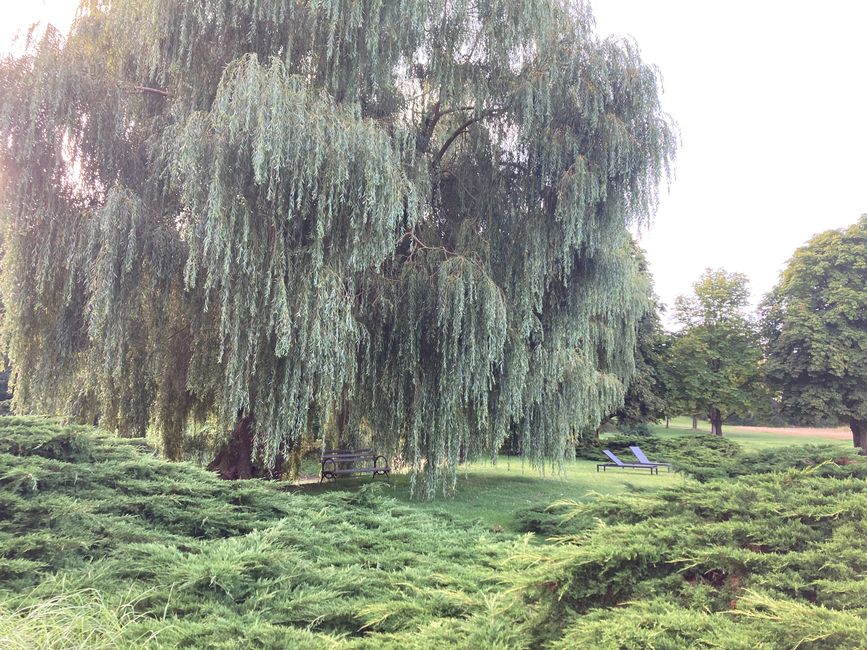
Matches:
[0,0,675,497]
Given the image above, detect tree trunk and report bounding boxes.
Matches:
[208,415,256,479]
[691,415,698,430]
[850,419,867,455]
[665,416,670,429]
[334,402,355,449]
[709,409,723,436]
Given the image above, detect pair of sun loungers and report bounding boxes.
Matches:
[596,446,671,475]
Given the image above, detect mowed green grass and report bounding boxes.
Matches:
[648,416,852,449]
[300,417,853,531]
[298,456,682,532]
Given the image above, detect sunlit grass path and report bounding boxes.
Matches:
[298,456,683,532]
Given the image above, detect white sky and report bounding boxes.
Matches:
[3,1,866,317]
[592,1,867,315]
[0,2,78,52]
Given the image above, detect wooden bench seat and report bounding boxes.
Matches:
[320,448,390,483]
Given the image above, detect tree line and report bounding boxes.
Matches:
[620,215,867,450]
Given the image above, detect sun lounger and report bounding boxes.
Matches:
[629,446,671,472]
[597,449,659,475]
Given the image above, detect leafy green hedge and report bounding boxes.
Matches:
[514,438,867,648]
[0,417,517,648]
[3,418,866,649]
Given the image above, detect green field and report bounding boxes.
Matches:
[649,416,851,449]
[2,416,866,649]
[302,418,848,531]
[299,455,681,533]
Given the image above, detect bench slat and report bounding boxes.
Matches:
[330,467,390,475]
[320,447,390,483]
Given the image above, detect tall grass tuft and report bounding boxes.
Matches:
[0,589,163,649]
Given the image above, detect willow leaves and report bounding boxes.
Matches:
[0,0,675,496]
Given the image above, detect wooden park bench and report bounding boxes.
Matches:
[319,447,390,483]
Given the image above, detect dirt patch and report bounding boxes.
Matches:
[728,424,851,441]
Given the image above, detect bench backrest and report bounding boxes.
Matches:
[629,446,651,464]
[322,448,376,463]
[602,449,624,466]
[324,448,373,455]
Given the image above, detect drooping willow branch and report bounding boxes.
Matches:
[432,107,506,166]
[0,0,676,498]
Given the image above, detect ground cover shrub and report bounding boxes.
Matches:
[510,451,867,648]
[0,417,521,648]
[4,416,867,649]
[576,431,741,464]
[578,433,862,482]
[0,589,162,649]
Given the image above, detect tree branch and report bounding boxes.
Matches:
[131,85,170,97]
[432,108,503,166]
[438,105,477,116]
[416,100,442,153]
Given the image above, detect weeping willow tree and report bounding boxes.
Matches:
[0,0,675,497]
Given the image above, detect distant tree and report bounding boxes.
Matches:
[762,217,867,452]
[653,330,690,428]
[669,270,764,436]
[613,244,667,428]
[0,1,675,496]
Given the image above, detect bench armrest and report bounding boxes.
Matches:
[373,455,388,468]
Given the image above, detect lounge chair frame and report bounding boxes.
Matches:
[596,449,659,475]
[629,445,672,472]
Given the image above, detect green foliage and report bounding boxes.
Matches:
[0,417,522,647]
[511,457,867,648]
[762,216,867,449]
[4,417,867,648]
[0,0,675,495]
[576,430,739,459]
[569,432,863,510]
[668,269,765,434]
[549,594,867,650]
[613,243,668,426]
[0,590,159,650]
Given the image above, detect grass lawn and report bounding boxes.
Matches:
[647,416,852,450]
[299,416,855,531]
[297,416,857,531]
[297,456,682,533]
